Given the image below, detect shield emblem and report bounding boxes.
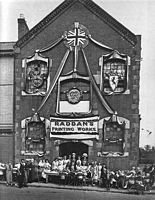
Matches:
[109,75,119,91]
[100,50,128,94]
[27,61,48,88]
[24,52,49,95]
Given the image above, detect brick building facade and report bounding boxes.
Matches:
[1,0,141,170]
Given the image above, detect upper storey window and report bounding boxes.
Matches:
[22,51,50,95]
[56,72,92,114]
[100,51,129,95]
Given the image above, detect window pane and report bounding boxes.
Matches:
[0,85,13,124]
[0,57,14,84]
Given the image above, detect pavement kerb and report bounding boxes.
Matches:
[0,181,155,195]
[27,182,155,195]
[28,182,124,194]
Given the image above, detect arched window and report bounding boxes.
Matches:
[25,113,46,152]
[103,114,125,153]
[100,50,129,95]
[22,52,50,95]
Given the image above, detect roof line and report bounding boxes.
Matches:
[81,0,137,45]
[15,0,137,48]
[15,0,74,48]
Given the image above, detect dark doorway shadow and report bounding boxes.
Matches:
[59,142,88,158]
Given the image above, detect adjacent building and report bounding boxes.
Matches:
[0,42,15,162]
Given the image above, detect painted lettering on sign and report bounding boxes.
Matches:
[50,117,99,134]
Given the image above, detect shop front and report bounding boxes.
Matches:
[50,116,99,160]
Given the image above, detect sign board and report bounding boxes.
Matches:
[50,116,99,140]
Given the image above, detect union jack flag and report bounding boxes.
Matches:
[66,27,87,47]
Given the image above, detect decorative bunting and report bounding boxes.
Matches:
[81,49,115,115]
[89,35,113,51]
[39,36,64,53]
[35,22,126,115]
[37,49,71,112]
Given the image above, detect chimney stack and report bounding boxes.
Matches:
[18,14,29,40]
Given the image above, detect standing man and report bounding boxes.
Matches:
[17,159,26,188]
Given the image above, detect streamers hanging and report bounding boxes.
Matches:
[39,36,64,53]
[88,35,113,51]
[37,49,71,112]
[81,49,115,115]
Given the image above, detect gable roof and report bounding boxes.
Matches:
[15,0,137,48]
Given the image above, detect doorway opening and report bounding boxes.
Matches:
[59,142,88,158]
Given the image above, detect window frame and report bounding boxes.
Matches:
[99,51,130,95]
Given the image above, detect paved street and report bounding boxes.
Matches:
[0,184,154,200]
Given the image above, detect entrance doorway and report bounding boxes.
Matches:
[59,142,88,158]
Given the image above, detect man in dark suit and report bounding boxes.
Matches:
[17,159,27,188]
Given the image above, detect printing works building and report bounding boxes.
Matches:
[0,0,141,170]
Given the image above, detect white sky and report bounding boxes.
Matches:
[0,0,155,147]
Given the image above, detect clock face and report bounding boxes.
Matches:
[66,87,82,104]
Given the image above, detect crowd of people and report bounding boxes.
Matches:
[0,153,155,191]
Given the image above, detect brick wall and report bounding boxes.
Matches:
[14,1,141,167]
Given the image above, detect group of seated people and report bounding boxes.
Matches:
[0,154,154,190]
[36,153,155,190]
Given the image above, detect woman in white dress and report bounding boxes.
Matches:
[41,159,51,180]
